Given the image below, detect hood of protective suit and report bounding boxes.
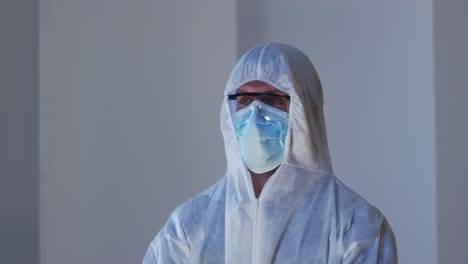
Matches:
[143,43,397,264]
[222,43,332,176]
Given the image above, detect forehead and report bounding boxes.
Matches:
[237,80,286,94]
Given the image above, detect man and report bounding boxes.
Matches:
[143,43,397,263]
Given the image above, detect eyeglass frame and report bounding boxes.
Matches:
[227,92,291,101]
[227,92,291,112]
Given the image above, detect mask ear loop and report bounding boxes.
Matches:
[281,96,293,167]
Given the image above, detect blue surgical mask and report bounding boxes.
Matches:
[234,100,289,173]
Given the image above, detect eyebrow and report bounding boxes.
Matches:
[261,90,286,95]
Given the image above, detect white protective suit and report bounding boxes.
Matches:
[143,43,397,263]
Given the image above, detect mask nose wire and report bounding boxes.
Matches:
[255,103,271,121]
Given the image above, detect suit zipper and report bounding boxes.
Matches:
[252,198,259,263]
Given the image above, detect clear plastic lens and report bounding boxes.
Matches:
[237,94,287,110]
[229,94,290,112]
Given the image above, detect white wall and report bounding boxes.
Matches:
[434,0,468,262]
[0,1,38,263]
[238,1,436,263]
[39,1,236,263]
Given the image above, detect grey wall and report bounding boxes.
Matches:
[39,0,235,263]
[238,1,436,263]
[1,0,465,263]
[0,1,39,263]
[434,0,468,262]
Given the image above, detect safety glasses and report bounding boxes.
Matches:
[227,92,290,112]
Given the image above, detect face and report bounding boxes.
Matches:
[235,81,290,112]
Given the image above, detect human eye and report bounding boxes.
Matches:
[237,96,253,108]
[263,95,283,106]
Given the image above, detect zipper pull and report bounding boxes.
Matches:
[256,199,259,208]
